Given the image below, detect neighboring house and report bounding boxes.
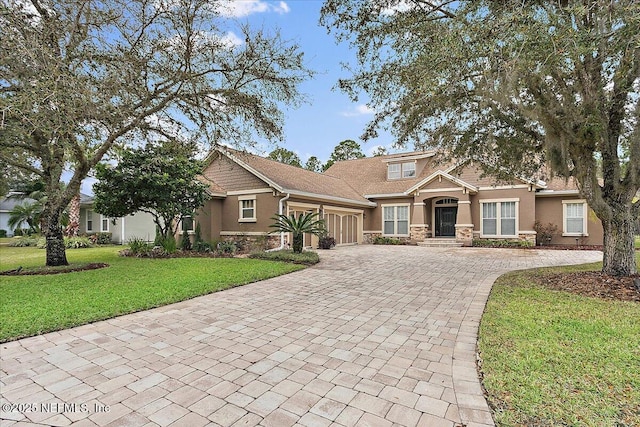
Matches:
[79,196,156,244]
[0,192,33,236]
[194,147,604,248]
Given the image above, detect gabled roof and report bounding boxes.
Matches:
[405,170,478,194]
[324,152,454,196]
[213,147,375,207]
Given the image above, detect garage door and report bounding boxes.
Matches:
[323,212,359,245]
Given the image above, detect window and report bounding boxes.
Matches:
[238,195,256,222]
[388,163,401,180]
[182,215,194,233]
[86,210,93,232]
[382,205,410,236]
[563,200,587,236]
[480,200,518,237]
[100,215,109,232]
[387,162,416,179]
[402,162,416,178]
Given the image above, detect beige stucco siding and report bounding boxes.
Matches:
[471,188,536,233]
[535,196,604,245]
[367,198,414,231]
[203,155,268,191]
[220,193,279,235]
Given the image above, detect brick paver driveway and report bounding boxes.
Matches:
[1,246,601,427]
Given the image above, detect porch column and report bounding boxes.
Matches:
[410,202,427,241]
[455,195,474,246]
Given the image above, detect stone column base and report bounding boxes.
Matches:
[455,225,474,247]
[410,225,428,241]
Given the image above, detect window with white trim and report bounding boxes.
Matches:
[238,195,256,222]
[387,162,416,179]
[402,162,416,178]
[100,215,110,232]
[481,200,518,237]
[86,210,93,232]
[388,163,401,179]
[382,205,409,236]
[563,200,587,236]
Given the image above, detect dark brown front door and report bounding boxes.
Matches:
[435,207,457,237]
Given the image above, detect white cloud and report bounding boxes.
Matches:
[220,31,244,48]
[341,104,375,117]
[218,0,290,18]
[273,1,290,14]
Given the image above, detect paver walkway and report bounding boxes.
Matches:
[1,246,601,427]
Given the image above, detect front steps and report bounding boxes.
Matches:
[418,238,463,248]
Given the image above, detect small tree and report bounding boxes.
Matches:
[180,231,192,251]
[323,139,366,171]
[94,142,209,242]
[270,212,325,253]
[305,156,323,173]
[533,221,558,246]
[268,148,302,167]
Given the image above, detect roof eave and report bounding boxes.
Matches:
[283,189,377,208]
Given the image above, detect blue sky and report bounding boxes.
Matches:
[233,0,397,162]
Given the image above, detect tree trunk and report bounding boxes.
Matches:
[65,193,80,237]
[42,208,68,266]
[293,232,304,253]
[601,206,637,276]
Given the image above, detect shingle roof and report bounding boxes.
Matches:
[324,153,452,196]
[219,148,373,205]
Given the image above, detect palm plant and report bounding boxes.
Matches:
[8,201,42,235]
[270,212,325,253]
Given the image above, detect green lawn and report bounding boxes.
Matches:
[0,246,303,342]
[479,253,640,426]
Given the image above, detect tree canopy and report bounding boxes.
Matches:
[323,139,366,171]
[93,142,209,240]
[0,0,311,265]
[322,0,640,276]
[304,156,323,173]
[268,148,302,167]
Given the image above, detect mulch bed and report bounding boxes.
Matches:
[0,263,109,276]
[537,271,640,302]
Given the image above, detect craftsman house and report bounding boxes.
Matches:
[194,147,603,248]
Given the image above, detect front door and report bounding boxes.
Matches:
[435,207,457,237]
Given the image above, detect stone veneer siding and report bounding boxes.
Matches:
[455,226,473,247]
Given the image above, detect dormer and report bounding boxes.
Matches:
[383,151,436,180]
[387,161,416,180]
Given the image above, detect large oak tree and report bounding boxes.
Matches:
[321,0,640,276]
[0,0,311,266]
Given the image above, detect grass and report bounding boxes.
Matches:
[636,235,639,249]
[0,245,304,342]
[479,252,640,426]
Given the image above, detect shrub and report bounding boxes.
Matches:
[249,249,320,265]
[0,229,6,238]
[180,232,192,251]
[89,232,113,245]
[128,237,152,255]
[64,236,93,249]
[472,239,533,248]
[217,240,237,255]
[9,236,38,247]
[318,235,336,249]
[156,234,177,253]
[193,240,214,253]
[533,221,558,246]
[373,236,404,245]
[13,228,25,237]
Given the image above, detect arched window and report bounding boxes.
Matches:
[435,198,458,205]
